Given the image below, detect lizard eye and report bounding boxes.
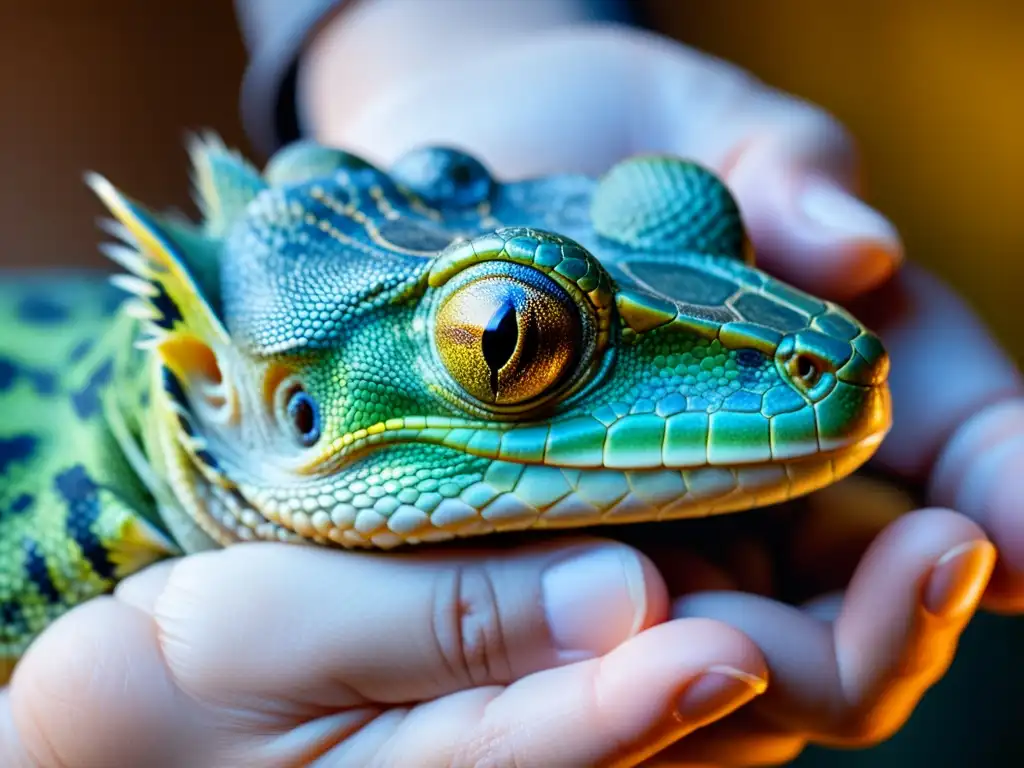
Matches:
[286,387,321,447]
[434,264,581,405]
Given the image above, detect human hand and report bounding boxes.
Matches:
[1,540,770,766]
[299,7,1015,763]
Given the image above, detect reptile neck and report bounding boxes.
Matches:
[90,312,171,535]
[103,318,224,554]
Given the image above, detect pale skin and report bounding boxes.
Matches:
[3,1,1022,765]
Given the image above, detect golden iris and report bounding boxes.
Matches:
[434,266,580,405]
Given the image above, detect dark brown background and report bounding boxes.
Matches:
[1,2,1022,765]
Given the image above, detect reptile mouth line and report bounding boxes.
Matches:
[180,391,890,550]
[193,425,886,550]
[171,374,890,550]
[297,390,892,479]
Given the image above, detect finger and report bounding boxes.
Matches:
[308,24,900,300]
[0,690,33,768]
[933,399,1024,611]
[4,597,204,768]
[141,538,667,716]
[324,619,766,767]
[863,265,1024,608]
[669,508,994,750]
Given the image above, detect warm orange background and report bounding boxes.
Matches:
[1,2,1022,765]
[661,1,1024,362]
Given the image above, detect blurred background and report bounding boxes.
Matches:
[1,1,1021,764]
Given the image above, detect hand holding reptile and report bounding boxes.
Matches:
[1,16,1012,768]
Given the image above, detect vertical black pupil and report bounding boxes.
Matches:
[451,163,472,185]
[482,301,519,396]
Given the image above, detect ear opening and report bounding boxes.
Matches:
[158,334,232,418]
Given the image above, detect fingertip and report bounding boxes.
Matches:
[833,507,991,708]
[605,619,769,705]
[797,176,904,277]
[727,147,902,301]
[767,185,902,301]
[841,507,991,625]
[597,620,769,756]
[922,537,996,621]
[932,398,1024,608]
[541,541,670,662]
[394,617,767,768]
[666,509,994,743]
[674,665,767,728]
[10,598,194,767]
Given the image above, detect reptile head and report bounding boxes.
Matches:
[89,136,891,550]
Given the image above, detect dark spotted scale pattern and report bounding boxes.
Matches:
[0,274,169,681]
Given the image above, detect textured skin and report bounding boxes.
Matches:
[0,276,173,679]
[0,136,892,680]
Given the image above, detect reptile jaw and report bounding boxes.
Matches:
[297,385,890,477]
[172,386,890,551]
[183,436,881,551]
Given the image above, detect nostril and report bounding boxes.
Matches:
[795,355,818,383]
[776,332,851,395]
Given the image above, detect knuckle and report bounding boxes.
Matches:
[432,564,513,688]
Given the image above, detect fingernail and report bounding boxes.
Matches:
[542,546,648,660]
[800,178,901,245]
[676,665,768,722]
[799,178,902,290]
[924,540,997,619]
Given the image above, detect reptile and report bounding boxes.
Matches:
[0,136,891,682]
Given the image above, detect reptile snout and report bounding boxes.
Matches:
[837,331,889,387]
[775,327,889,395]
[773,326,891,454]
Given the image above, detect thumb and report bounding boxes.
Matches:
[2,539,668,766]
[119,538,668,712]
